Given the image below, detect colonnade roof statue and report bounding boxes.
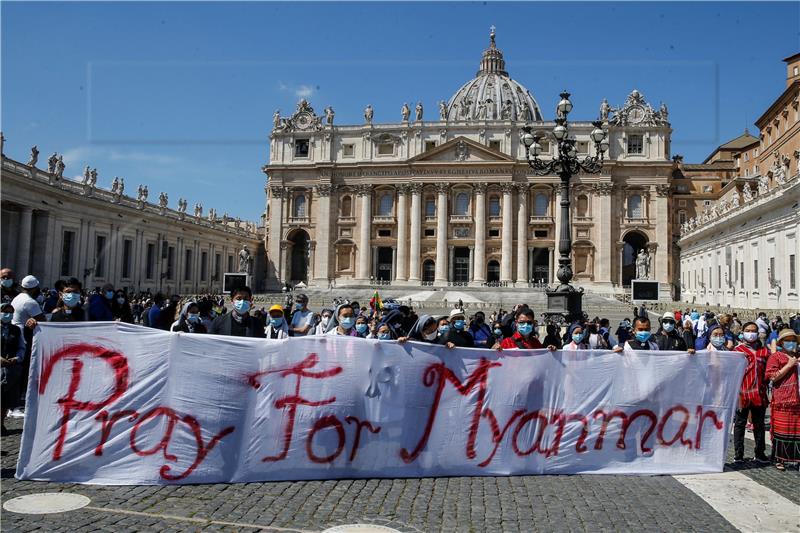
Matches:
[445,27,543,122]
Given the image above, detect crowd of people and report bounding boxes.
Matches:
[2,266,799,471]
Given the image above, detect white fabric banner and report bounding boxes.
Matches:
[16,323,746,485]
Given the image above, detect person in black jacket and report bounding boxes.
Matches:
[209,286,265,338]
[437,308,474,348]
[653,312,695,353]
[1,302,25,435]
[50,278,86,322]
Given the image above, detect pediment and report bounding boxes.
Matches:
[409,136,515,164]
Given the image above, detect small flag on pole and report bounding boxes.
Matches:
[370,289,383,311]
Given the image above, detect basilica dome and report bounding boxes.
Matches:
[446,29,543,122]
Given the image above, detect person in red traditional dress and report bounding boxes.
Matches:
[766,329,800,471]
[733,321,771,464]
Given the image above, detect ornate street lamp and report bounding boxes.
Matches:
[521,91,608,324]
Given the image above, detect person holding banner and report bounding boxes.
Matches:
[325,303,359,336]
[437,309,474,348]
[654,312,694,353]
[766,329,800,471]
[498,309,553,350]
[733,322,770,464]
[401,314,438,343]
[265,304,289,339]
[563,323,589,351]
[171,301,208,334]
[706,325,731,351]
[617,317,659,352]
[209,287,265,338]
[49,278,86,322]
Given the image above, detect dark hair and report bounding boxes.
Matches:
[1,302,14,311]
[633,316,650,329]
[54,279,66,292]
[337,304,353,317]
[516,309,535,321]
[65,277,82,290]
[231,286,253,299]
[153,293,166,304]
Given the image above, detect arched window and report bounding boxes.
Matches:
[340,196,352,217]
[487,260,500,282]
[627,194,642,218]
[378,192,394,216]
[489,196,501,217]
[533,193,549,216]
[576,195,589,217]
[454,192,470,216]
[293,195,306,218]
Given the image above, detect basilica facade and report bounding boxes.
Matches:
[263,31,675,294]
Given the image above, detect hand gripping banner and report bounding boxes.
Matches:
[16,323,746,485]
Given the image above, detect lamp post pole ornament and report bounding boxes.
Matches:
[521,91,608,323]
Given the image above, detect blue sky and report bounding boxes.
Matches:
[2,2,798,221]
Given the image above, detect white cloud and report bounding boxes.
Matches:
[278,81,315,101]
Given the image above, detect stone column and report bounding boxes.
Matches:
[267,185,285,288]
[434,184,448,284]
[654,185,670,283]
[281,242,291,283]
[448,245,455,282]
[468,246,474,282]
[357,185,372,281]
[500,183,514,282]
[515,183,529,285]
[313,184,333,285]
[16,206,33,275]
[395,185,409,281]
[408,183,423,282]
[594,182,614,285]
[391,246,397,280]
[473,184,486,284]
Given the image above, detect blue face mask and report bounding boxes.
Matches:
[691,312,700,320]
[572,333,584,344]
[356,323,368,334]
[1,312,12,323]
[233,299,251,314]
[105,290,114,299]
[340,317,355,330]
[635,331,652,343]
[62,293,80,307]
[378,333,391,340]
[783,341,797,352]
[493,328,503,336]
[187,314,200,323]
[270,317,283,328]
[295,303,304,310]
[439,325,450,335]
[662,322,675,333]
[1,279,13,288]
[517,323,533,336]
[710,336,726,348]
[453,320,465,331]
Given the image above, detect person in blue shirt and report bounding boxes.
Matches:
[468,311,493,348]
[87,283,115,321]
[147,293,165,329]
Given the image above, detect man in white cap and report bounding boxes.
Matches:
[653,310,694,352]
[11,275,45,331]
[436,308,474,348]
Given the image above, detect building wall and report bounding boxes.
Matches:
[1,157,264,294]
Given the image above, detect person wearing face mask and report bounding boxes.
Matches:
[542,323,563,349]
[766,329,800,471]
[1,268,18,305]
[88,282,115,321]
[314,308,333,336]
[400,314,438,344]
[354,316,370,338]
[158,294,182,331]
[468,311,493,348]
[171,302,208,334]
[615,318,632,345]
[733,321,770,464]
[654,312,693,352]
[705,325,731,351]
[437,309,474,348]
[264,305,289,339]
[209,286,265,338]
[499,310,556,351]
[289,294,314,337]
[369,323,394,341]
[615,317,659,352]
[50,279,86,322]
[112,290,134,323]
[562,323,589,351]
[436,317,451,340]
[1,302,26,435]
[325,304,359,336]
[42,281,65,315]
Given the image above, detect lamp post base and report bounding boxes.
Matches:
[544,286,584,325]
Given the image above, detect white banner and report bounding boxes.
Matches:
[16,323,746,485]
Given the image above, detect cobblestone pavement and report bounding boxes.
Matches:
[1,417,797,532]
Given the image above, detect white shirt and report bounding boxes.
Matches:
[290,309,314,336]
[11,292,42,329]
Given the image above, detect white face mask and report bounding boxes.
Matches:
[424,330,438,341]
[321,316,331,326]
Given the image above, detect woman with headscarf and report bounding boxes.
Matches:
[705,324,731,351]
[325,303,359,336]
[733,321,770,464]
[354,315,370,338]
[767,329,800,471]
[314,308,333,335]
[562,323,589,351]
[171,301,207,334]
[399,314,439,343]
